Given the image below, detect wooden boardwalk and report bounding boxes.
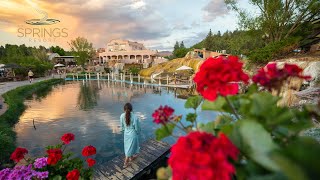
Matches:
[94,139,171,180]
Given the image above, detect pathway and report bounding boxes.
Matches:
[0,77,59,116]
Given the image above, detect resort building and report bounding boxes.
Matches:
[193,48,228,59]
[98,39,161,67]
[47,53,78,66]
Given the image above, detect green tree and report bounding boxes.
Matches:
[50,46,66,56]
[69,37,94,66]
[225,0,320,42]
[173,41,180,52]
[174,48,189,58]
[204,29,214,50]
[180,41,185,49]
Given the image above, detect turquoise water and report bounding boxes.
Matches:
[14,81,217,165]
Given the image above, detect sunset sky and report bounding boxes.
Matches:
[0,0,254,51]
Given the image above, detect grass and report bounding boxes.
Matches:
[0,79,64,165]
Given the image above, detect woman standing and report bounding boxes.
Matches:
[120,103,140,167]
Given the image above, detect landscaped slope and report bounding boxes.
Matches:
[139,58,202,77]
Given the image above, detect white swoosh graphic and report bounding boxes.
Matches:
[25,0,48,22]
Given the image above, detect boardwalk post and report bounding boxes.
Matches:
[130,73,133,84]
[124,73,126,82]
[72,73,75,80]
[85,73,88,81]
[111,72,114,80]
[138,74,140,83]
[89,73,91,80]
[120,73,123,81]
[97,73,100,80]
[107,73,110,81]
[76,73,79,80]
[189,75,192,88]
[159,76,161,85]
[166,75,169,85]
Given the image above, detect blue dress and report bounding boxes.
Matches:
[120,112,141,157]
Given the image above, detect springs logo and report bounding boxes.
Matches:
[17,0,68,42]
[25,0,60,25]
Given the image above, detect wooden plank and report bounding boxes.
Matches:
[149,139,170,149]
[95,139,171,179]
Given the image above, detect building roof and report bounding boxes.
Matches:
[48,53,60,61]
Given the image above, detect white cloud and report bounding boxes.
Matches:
[202,0,229,22]
[129,0,146,10]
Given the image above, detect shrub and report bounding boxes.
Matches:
[153,56,320,180]
[248,37,301,64]
[0,133,96,179]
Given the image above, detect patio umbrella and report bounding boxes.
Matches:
[175,65,193,71]
[54,63,65,67]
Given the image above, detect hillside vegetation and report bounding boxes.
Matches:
[139,58,202,77]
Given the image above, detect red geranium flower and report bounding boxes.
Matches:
[152,105,175,124]
[10,147,28,163]
[61,133,75,145]
[168,131,239,180]
[253,63,311,90]
[82,145,96,157]
[47,148,63,165]
[194,56,249,101]
[66,169,80,180]
[283,63,311,79]
[86,158,96,167]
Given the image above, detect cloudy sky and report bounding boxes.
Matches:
[0,0,254,51]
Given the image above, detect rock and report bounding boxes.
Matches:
[303,61,320,87]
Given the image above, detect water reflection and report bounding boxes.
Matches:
[15,81,216,165]
[78,82,100,110]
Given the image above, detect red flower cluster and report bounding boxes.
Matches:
[66,169,80,180]
[10,147,28,163]
[252,63,311,90]
[86,158,96,167]
[168,132,239,180]
[152,105,175,124]
[61,133,75,145]
[194,56,249,101]
[47,148,63,165]
[82,145,96,157]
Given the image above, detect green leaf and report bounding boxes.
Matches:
[214,115,234,129]
[198,121,216,134]
[238,119,280,171]
[52,175,62,180]
[185,96,203,110]
[271,137,320,180]
[247,84,259,94]
[186,113,197,123]
[155,123,176,140]
[202,96,227,111]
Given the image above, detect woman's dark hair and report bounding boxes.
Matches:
[124,103,133,126]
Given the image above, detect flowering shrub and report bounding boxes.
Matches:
[0,133,96,179]
[193,56,249,101]
[169,132,239,180]
[252,63,311,91]
[154,56,320,180]
[152,105,175,124]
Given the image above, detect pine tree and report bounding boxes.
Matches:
[174,41,180,52]
[204,29,213,50]
[180,41,185,49]
[217,30,221,37]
